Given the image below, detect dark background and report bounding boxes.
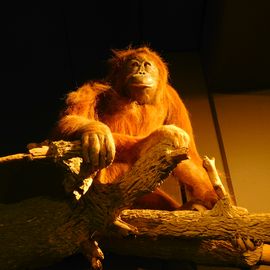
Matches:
[1,0,270,156]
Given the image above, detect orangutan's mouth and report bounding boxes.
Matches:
[129,83,154,89]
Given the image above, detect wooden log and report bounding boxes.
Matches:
[0,198,80,270]
[1,197,269,269]
[0,140,82,163]
[0,139,188,270]
[0,140,270,269]
[102,201,270,267]
[101,155,270,268]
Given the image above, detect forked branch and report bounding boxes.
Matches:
[0,141,269,270]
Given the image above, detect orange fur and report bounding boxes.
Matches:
[51,46,217,210]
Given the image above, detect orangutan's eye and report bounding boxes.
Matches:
[129,60,140,68]
[144,62,151,67]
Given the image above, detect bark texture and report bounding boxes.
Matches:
[0,140,269,269]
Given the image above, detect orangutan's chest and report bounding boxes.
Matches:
[100,104,166,136]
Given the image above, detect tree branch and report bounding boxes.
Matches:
[0,139,188,270]
[0,140,269,269]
